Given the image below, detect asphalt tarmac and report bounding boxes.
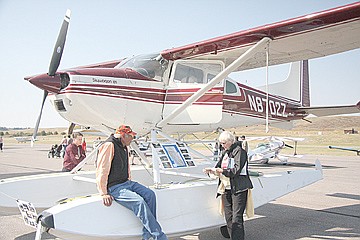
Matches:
[0,144,359,240]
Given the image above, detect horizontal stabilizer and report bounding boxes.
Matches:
[293,101,360,117]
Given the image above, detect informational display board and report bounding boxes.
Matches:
[16,199,38,228]
[152,142,195,168]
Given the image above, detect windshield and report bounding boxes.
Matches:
[115,53,168,81]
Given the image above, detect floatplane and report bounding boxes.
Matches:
[1,2,360,239]
[14,136,33,143]
[247,136,304,164]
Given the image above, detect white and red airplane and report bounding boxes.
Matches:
[1,2,358,239]
[25,3,360,139]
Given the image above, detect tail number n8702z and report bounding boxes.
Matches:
[248,95,287,117]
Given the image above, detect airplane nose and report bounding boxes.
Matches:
[25,73,62,94]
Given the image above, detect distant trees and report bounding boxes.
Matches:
[0,131,62,137]
[12,132,32,137]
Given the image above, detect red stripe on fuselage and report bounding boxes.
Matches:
[60,83,302,121]
[61,84,223,105]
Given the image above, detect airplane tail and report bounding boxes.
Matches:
[264,61,359,117]
[259,60,310,107]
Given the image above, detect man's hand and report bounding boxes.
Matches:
[102,194,114,206]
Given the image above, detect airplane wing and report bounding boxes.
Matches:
[329,146,360,155]
[275,136,305,142]
[14,137,34,143]
[245,136,305,142]
[161,2,360,71]
[279,154,304,158]
[245,136,272,142]
[293,101,360,117]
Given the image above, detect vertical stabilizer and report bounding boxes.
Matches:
[259,60,310,107]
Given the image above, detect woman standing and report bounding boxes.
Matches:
[204,131,253,240]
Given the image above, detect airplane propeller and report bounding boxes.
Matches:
[31,9,71,146]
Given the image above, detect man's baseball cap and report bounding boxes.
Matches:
[115,125,137,136]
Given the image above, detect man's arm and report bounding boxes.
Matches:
[96,142,114,206]
[78,146,86,162]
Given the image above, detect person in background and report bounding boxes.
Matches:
[204,131,253,240]
[82,137,87,152]
[60,135,67,158]
[62,132,86,172]
[213,140,221,161]
[0,136,3,152]
[96,125,167,240]
[240,135,248,153]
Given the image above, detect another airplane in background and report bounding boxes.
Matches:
[14,136,33,143]
[247,136,304,164]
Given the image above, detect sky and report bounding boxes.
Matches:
[0,0,359,128]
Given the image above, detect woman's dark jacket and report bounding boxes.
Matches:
[215,142,253,196]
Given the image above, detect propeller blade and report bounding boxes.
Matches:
[48,9,71,76]
[284,143,294,148]
[32,90,48,146]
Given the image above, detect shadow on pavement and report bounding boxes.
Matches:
[172,202,360,240]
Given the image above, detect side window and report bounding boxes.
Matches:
[173,64,204,84]
[225,80,238,94]
[207,73,216,83]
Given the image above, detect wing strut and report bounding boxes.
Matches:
[156,37,272,128]
[265,45,270,133]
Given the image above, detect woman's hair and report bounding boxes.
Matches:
[218,131,235,144]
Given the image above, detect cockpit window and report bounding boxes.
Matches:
[115,54,168,81]
[173,62,222,84]
[174,64,204,83]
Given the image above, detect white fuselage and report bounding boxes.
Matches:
[49,72,299,135]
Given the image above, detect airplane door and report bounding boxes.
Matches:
[162,61,224,125]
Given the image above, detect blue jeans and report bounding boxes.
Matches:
[108,180,168,240]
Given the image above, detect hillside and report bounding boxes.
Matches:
[294,116,360,131]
